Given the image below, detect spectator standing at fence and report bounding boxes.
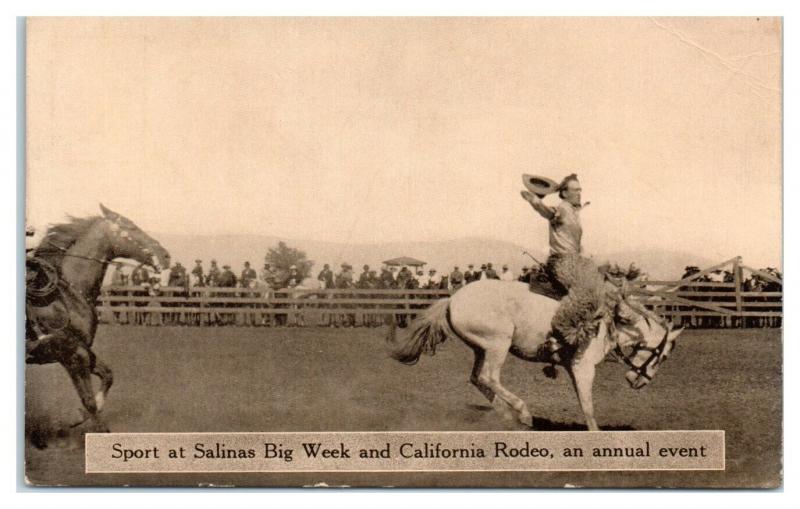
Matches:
[426,269,439,289]
[284,265,305,326]
[111,263,126,286]
[499,264,515,282]
[336,263,355,327]
[355,266,372,327]
[168,262,187,287]
[317,263,334,289]
[219,265,237,287]
[315,263,335,327]
[206,260,221,287]
[464,264,476,283]
[284,265,303,288]
[380,266,396,289]
[240,261,257,288]
[144,277,164,326]
[485,263,499,280]
[337,263,355,287]
[518,266,531,284]
[108,263,128,324]
[416,270,429,289]
[260,263,278,289]
[131,264,150,286]
[450,266,464,291]
[217,264,237,325]
[191,260,205,287]
[396,266,412,289]
[357,265,371,288]
[128,264,151,325]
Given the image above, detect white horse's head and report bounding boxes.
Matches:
[613,299,683,389]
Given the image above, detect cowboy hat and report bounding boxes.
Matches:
[522,174,559,198]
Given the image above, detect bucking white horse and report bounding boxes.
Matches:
[387,279,682,430]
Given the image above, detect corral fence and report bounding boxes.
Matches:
[97,257,781,329]
[632,256,781,328]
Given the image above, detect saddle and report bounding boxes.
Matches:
[527,272,568,300]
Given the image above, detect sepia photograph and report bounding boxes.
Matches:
[22,16,781,488]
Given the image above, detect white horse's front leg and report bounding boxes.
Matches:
[569,360,599,431]
[568,321,609,431]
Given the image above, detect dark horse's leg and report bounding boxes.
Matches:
[91,357,114,412]
[62,345,108,432]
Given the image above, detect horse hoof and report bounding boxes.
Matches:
[519,415,534,429]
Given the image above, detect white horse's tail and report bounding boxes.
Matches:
[387,298,453,365]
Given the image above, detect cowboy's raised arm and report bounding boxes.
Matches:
[521,190,556,220]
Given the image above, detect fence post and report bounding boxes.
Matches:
[734,256,743,329]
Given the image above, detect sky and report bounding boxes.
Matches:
[26,17,782,268]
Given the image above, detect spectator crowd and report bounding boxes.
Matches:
[109,258,541,292]
[102,257,781,329]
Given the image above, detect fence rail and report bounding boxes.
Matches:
[96,280,782,328]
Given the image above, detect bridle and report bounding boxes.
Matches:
[613,320,671,382]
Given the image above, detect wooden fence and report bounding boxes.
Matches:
[97,286,452,327]
[96,257,781,328]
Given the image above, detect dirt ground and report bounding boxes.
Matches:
[24,325,782,488]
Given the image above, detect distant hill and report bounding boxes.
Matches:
[137,233,716,282]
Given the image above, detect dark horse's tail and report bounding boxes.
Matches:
[386,298,453,365]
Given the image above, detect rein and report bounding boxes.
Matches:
[40,238,109,265]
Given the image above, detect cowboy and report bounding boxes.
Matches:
[522,173,584,295]
[240,261,257,288]
[191,259,205,287]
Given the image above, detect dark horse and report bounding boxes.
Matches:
[26,204,170,431]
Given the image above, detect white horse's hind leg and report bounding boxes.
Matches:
[468,347,495,402]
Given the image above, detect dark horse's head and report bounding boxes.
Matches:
[98,204,171,273]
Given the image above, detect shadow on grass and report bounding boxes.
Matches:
[531,416,637,431]
[465,404,636,430]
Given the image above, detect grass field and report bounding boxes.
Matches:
[25,325,782,488]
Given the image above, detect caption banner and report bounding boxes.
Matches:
[86,431,725,473]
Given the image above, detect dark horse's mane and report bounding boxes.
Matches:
[34,215,103,267]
